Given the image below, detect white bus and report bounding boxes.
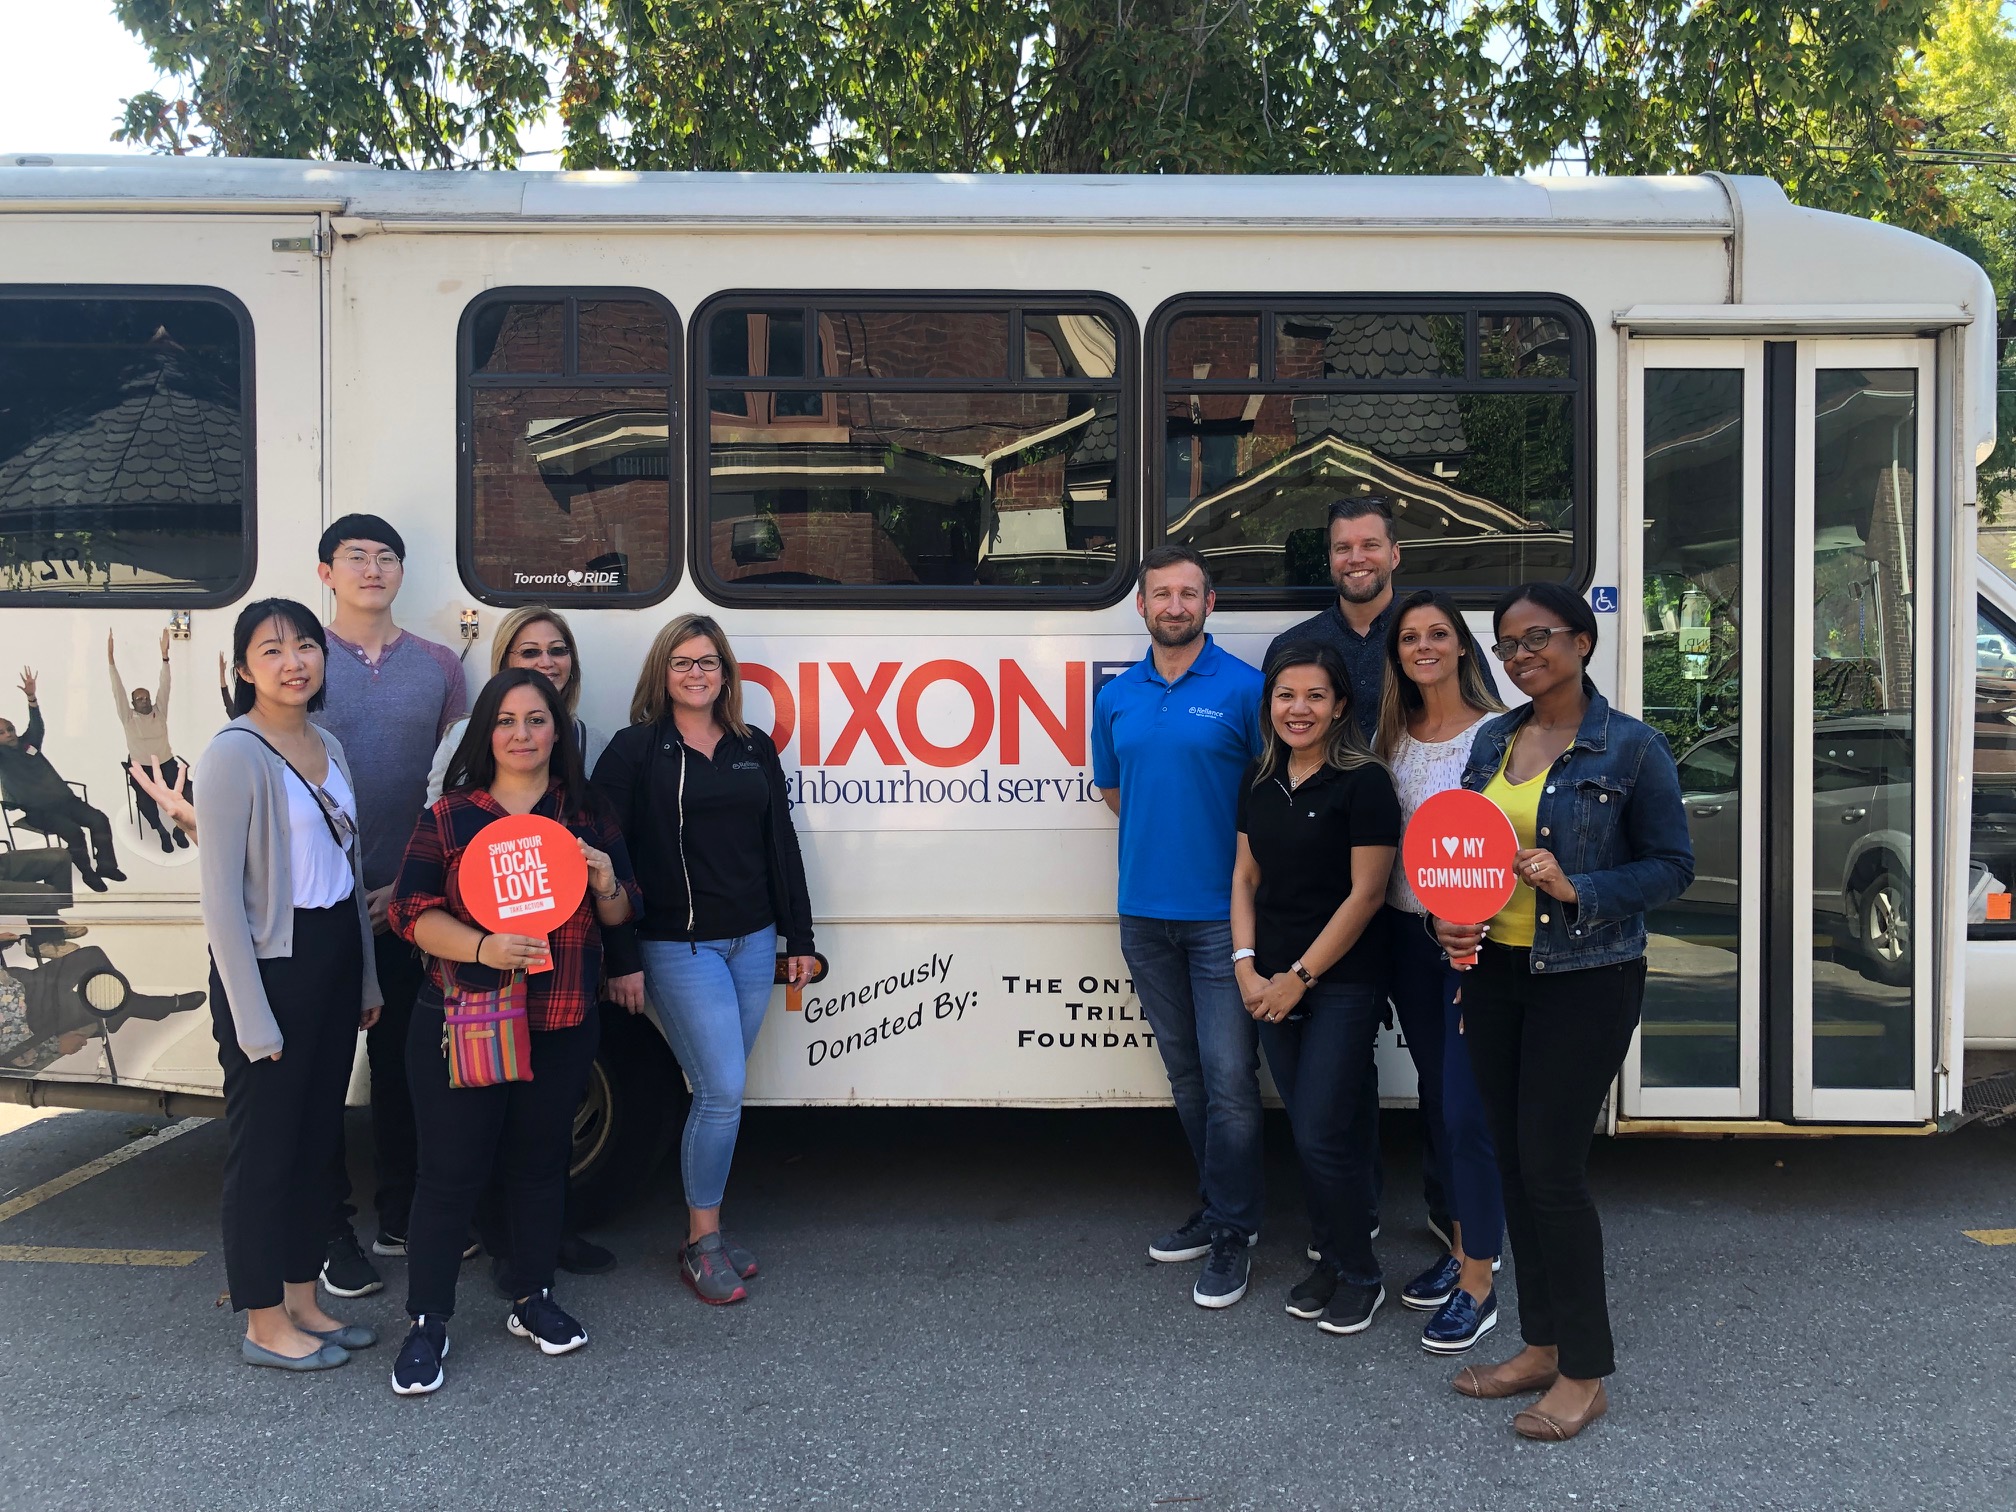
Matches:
[0,158,2003,1200]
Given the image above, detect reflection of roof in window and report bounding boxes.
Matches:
[1318,315,1451,379]
[0,359,242,512]
[1643,370,1740,456]
[1290,392,1466,458]
[1078,406,1117,465]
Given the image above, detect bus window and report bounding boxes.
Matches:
[694,297,1132,604]
[1972,599,2016,939]
[0,289,252,604]
[1152,296,1588,600]
[459,289,678,606]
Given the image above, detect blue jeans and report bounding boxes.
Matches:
[1390,909,1502,1261]
[1256,981,1385,1287]
[639,929,779,1212]
[1119,916,1264,1239]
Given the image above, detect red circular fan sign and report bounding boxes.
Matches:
[1402,789,1520,966]
[456,813,588,974]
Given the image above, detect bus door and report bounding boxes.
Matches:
[1621,337,1939,1125]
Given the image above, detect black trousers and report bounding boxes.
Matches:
[0,848,73,953]
[403,994,599,1319]
[123,756,191,840]
[1461,943,1646,1380]
[328,930,424,1239]
[209,900,364,1312]
[19,794,115,879]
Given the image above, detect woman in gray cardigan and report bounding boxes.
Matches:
[198,598,383,1371]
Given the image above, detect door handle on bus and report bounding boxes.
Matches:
[1840,807,1867,823]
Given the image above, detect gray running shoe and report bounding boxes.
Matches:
[718,1233,758,1280]
[681,1232,748,1305]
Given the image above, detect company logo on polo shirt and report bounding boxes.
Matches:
[1187,705,1228,721]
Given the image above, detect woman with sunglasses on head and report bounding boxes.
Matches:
[425,605,607,804]
[1375,589,1509,1356]
[197,599,383,1372]
[386,668,640,1396]
[1432,583,1692,1441]
[1231,643,1400,1337]
[593,615,816,1306]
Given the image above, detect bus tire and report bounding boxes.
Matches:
[1855,866,1912,988]
[569,1002,686,1224]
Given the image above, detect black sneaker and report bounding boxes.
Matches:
[507,1289,587,1356]
[1192,1228,1250,1309]
[371,1231,407,1258]
[320,1231,383,1298]
[1317,1281,1386,1336]
[1153,1210,1257,1264]
[1285,1260,1340,1320]
[557,1233,617,1275]
[391,1316,448,1396]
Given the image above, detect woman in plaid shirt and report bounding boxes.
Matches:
[385,667,640,1397]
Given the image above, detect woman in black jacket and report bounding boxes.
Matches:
[594,614,816,1306]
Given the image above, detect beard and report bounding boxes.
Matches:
[1148,615,1205,649]
[1333,566,1392,605]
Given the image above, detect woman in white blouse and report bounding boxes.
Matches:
[1374,588,1507,1356]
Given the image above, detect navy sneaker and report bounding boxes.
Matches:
[1151,1211,1214,1263]
[1192,1228,1250,1309]
[320,1231,383,1298]
[391,1316,448,1396]
[507,1289,588,1356]
[1316,1281,1385,1336]
[1421,1288,1498,1355]
[1402,1254,1462,1311]
[1285,1261,1340,1320]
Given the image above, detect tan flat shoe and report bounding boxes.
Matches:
[1513,1380,1608,1441]
[1453,1359,1560,1399]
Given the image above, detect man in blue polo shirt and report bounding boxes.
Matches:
[1092,544,1265,1308]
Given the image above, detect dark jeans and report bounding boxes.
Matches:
[403,993,599,1319]
[1463,943,1646,1379]
[1119,915,1264,1238]
[328,930,424,1241]
[20,794,115,880]
[0,848,74,954]
[208,900,363,1311]
[123,756,190,841]
[1390,909,1501,1260]
[1256,981,1385,1287]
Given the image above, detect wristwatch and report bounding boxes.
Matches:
[1231,947,1256,964]
[1290,960,1317,988]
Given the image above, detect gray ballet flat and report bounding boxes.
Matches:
[241,1338,351,1371]
[305,1322,378,1350]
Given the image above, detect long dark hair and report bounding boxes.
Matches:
[443,668,596,820]
[229,598,327,717]
[1375,588,1506,758]
[1252,642,1381,788]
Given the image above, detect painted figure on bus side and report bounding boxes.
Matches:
[1092,544,1268,1310]
[0,668,125,891]
[109,627,192,853]
[1432,583,1693,1442]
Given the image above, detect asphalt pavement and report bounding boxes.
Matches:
[0,1101,2010,1511]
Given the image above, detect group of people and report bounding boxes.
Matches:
[172,514,814,1398]
[1093,500,1693,1443]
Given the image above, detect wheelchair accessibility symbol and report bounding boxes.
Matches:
[1590,586,1619,613]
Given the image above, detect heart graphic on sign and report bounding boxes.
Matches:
[566,568,584,585]
[1441,836,1459,857]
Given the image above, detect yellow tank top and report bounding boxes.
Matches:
[1482,733,1547,948]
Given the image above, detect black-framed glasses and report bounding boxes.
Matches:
[668,655,723,674]
[1490,625,1577,661]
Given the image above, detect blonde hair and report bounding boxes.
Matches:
[630,613,748,736]
[490,605,582,721]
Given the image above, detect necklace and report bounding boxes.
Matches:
[1285,754,1323,789]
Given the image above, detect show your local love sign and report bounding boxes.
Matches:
[1401,789,1518,968]
[456,814,589,973]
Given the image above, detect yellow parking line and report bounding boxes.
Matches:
[1963,1228,2016,1246]
[0,1244,203,1267]
[0,1116,208,1226]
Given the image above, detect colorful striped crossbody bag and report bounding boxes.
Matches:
[434,953,533,1088]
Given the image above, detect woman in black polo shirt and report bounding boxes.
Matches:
[1232,642,1401,1338]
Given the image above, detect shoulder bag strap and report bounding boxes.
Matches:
[222,727,346,850]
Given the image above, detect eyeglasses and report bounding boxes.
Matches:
[668,655,723,674]
[334,550,403,572]
[1490,625,1577,661]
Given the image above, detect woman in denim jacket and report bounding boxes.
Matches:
[1431,582,1692,1441]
